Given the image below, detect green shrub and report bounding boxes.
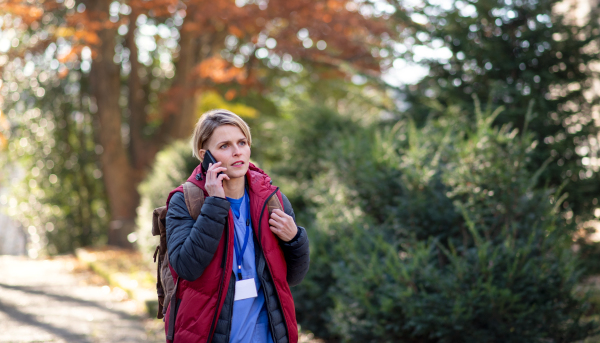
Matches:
[281,100,597,342]
[135,100,597,342]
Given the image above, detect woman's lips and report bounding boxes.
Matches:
[231,161,244,167]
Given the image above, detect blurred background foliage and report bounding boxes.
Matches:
[1,53,109,256]
[400,0,600,223]
[2,0,600,341]
[278,97,596,341]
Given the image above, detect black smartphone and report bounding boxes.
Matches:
[202,150,224,176]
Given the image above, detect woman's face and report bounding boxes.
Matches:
[200,124,251,180]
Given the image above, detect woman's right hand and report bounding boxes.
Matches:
[205,162,230,198]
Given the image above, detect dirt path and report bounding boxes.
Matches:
[0,256,164,343]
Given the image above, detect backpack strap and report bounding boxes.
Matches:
[267,192,284,216]
[166,276,179,340]
[183,181,205,220]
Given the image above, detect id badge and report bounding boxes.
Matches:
[234,278,258,301]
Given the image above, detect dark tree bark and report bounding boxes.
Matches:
[126,5,148,171]
[74,0,383,248]
[158,8,201,140]
[86,0,137,247]
[83,0,202,248]
[6,0,389,251]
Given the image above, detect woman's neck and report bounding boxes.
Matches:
[223,176,245,199]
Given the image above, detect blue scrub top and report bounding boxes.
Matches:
[226,191,274,343]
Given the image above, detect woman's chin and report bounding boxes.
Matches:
[227,168,248,179]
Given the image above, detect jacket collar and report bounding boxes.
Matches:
[167,162,277,207]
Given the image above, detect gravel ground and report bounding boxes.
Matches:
[0,255,164,343]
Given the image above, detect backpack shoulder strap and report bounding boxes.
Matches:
[267,192,284,216]
[183,181,205,221]
[152,206,167,237]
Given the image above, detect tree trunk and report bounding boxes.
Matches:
[158,14,201,140]
[126,6,148,170]
[86,0,137,248]
[83,2,205,248]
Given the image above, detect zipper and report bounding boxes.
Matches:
[226,270,235,343]
[206,187,286,343]
[206,220,230,343]
[256,188,291,340]
[262,261,278,343]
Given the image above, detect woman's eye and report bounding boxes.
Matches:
[239,141,246,146]
[220,144,228,149]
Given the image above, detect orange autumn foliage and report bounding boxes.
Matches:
[58,45,83,63]
[196,57,247,84]
[2,0,399,249]
[7,0,395,91]
[0,1,44,24]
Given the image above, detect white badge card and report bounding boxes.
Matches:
[234,278,258,301]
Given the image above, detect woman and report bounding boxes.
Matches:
[164,109,310,343]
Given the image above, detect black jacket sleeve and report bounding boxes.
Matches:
[166,192,230,281]
[279,193,310,287]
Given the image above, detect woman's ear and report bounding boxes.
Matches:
[198,149,205,161]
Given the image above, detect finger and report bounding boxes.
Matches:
[269,218,282,228]
[270,211,284,220]
[207,161,222,171]
[275,209,292,220]
[208,168,226,177]
[271,213,288,224]
[207,167,226,180]
[269,216,282,227]
[206,163,214,178]
[217,174,230,182]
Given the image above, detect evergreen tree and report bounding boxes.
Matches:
[394,0,600,219]
[280,97,597,341]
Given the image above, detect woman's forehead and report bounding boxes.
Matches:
[210,125,246,143]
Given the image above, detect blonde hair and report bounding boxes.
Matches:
[191,109,252,161]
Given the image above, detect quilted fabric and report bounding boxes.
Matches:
[164,163,310,343]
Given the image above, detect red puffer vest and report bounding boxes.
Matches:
[164,163,298,343]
